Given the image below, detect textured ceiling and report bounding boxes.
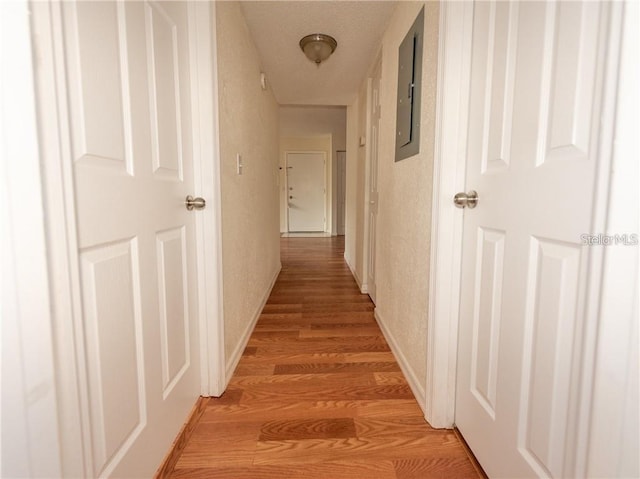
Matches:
[240,1,397,106]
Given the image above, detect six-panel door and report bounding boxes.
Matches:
[456,2,609,477]
[60,2,200,476]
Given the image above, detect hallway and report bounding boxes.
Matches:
[167,238,483,478]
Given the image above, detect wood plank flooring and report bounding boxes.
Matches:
[168,237,483,478]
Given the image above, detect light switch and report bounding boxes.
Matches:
[236,154,243,175]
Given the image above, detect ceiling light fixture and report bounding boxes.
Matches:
[299,33,337,65]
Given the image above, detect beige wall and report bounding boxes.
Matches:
[215,2,281,364]
[279,106,346,149]
[375,1,439,390]
[346,1,439,396]
[279,136,332,233]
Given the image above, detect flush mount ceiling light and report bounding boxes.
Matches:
[299,33,337,65]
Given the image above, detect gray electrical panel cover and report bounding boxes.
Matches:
[395,7,424,162]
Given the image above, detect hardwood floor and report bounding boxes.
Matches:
[167,237,483,478]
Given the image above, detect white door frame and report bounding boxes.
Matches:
[31,3,94,473]
[425,0,474,428]
[426,6,632,471]
[336,150,347,235]
[586,3,639,474]
[285,150,327,233]
[362,54,382,296]
[360,75,373,294]
[190,1,225,398]
[1,1,63,476]
[29,2,224,475]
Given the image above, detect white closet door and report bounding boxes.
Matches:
[57,2,201,476]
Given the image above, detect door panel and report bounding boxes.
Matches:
[542,2,599,165]
[469,227,505,417]
[520,239,581,477]
[456,2,608,477]
[65,1,131,173]
[156,227,190,398]
[59,1,200,476]
[146,1,183,180]
[287,152,326,232]
[80,240,145,471]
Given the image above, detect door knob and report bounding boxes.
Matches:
[453,190,478,209]
[185,195,206,211]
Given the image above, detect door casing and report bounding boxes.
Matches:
[425,1,473,428]
[363,55,383,299]
[1,2,63,476]
[336,151,347,235]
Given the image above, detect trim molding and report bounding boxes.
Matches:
[2,2,63,476]
[361,74,374,290]
[224,265,281,386]
[188,1,225,399]
[577,3,628,475]
[374,309,426,414]
[425,0,473,428]
[154,396,208,478]
[32,2,94,474]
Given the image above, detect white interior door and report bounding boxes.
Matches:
[366,60,382,303]
[337,151,346,235]
[57,2,200,476]
[456,2,612,477]
[287,152,326,232]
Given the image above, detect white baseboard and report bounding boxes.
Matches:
[224,264,281,385]
[345,255,368,294]
[374,309,426,414]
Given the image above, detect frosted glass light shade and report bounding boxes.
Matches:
[299,34,337,64]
